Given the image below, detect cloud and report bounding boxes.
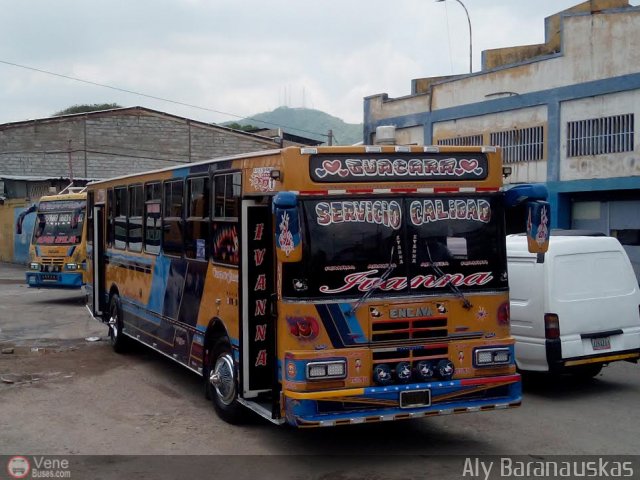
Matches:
[0,0,634,125]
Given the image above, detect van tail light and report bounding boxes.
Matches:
[544,313,560,339]
[497,302,510,326]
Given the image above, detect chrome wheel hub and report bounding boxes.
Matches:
[210,354,235,406]
[108,314,118,339]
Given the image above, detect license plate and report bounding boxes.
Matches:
[400,389,431,409]
[591,337,611,351]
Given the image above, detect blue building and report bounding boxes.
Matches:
[363,0,640,282]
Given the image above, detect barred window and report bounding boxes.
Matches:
[436,134,483,146]
[567,114,634,157]
[490,126,544,164]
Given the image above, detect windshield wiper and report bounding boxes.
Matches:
[425,241,473,310]
[349,245,396,316]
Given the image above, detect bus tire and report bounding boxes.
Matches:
[206,339,244,424]
[108,294,128,353]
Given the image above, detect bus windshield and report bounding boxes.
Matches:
[33,200,86,245]
[282,195,507,299]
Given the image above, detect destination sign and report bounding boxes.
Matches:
[39,200,86,212]
[309,153,488,183]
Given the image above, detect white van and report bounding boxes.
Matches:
[507,232,640,377]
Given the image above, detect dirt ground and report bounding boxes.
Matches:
[2,262,640,478]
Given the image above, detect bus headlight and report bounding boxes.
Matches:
[65,263,78,270]
[30,263,40,271]
[373,364,393,386]
[415,360,435,381]
[306,360,346,380]
[474,347,511,367]
[437,359,455,379]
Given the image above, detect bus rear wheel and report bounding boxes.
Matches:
[108,294,128,353]
[206,339,244,424]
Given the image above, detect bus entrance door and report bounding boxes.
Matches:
[90,203,106,317]
[240,200,277,417]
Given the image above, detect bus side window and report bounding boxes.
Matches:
[107,189,114,248]
[87,191,94,247]
[114,187,128,250]
[144,182,162,255]
[185,176,210,260]
[128,184,143,253]
[163,179,185,257]
[211,172,241,265]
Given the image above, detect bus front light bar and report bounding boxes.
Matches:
[306,360,347,380]
[474,347,511,367]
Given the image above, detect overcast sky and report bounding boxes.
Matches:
[0,0,633,130]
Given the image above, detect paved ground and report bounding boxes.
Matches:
[1,261,639,478]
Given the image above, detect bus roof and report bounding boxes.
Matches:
[38,192,87,202]
[87,145,500,187]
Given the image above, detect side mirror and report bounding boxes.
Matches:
[526,201,550,254]
[15,204,37,235]
[70,208,83,229]
[273,192,302,263]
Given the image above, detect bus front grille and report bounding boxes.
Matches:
[371,316,448,343]
[41,257,65,265]
[372,345,449,364]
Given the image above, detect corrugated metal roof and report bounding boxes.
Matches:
[0,175,97,182]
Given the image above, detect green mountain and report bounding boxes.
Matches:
[224,106,363,146]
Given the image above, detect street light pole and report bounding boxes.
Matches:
[436,0,473,73]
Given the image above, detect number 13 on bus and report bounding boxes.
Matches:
[85,145,550,427]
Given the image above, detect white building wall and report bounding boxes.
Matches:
[560,90,640,180]
[432,106,549,183]
[431,10,640,110]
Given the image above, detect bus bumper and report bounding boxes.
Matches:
[282,373,521,427]
[26,272,84,289]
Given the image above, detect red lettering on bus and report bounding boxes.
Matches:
[255,350,267,367]
[254,248,266,266]
[255,274,267,291]
[254,223,264,241]
[255,324,267,341]
[255,299,267,316]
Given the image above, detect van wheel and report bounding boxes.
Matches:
[108,294,128,353]
[206,339,244,424]
[570,364,603,379]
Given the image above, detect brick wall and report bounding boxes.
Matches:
[0,108,277,180]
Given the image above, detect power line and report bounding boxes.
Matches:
[0,59,331,140]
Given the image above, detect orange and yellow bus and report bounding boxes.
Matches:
[17,188,88,289]
[86,145,549,427]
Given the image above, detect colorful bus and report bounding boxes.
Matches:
[85,145,549,427]
[17,187,88,289]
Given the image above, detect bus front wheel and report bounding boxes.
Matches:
[108,294,128,353]
[206,339,244,424]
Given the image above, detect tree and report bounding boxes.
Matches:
[53,103,123,116]
[225,122,260,132]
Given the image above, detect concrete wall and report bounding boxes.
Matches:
[0,108,278,180]
[560,90,640,180]
[433,106,548,183]
[0,199,29,263]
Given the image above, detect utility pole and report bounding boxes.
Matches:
[67,139,74,185]
[327,129,333,146]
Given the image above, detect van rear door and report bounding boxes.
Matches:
[549,244,640,358]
